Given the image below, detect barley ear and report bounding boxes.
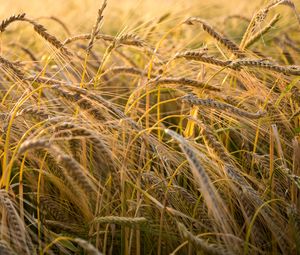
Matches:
[87,0,107,53]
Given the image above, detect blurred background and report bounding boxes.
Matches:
[1,0,298,62]
[0,0,267,34]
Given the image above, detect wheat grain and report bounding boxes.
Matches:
[117,33,145,47]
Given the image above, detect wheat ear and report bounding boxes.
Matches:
[63,33,146,48]
[181,94,266,119]
[151,77,220,91]
[87,0,107,53]
[107,66,155,77]
[0,13,26,32]
[165,129,236,240]
[175,51,235,69]
[63,33,114,45]
[177,223,235,255]
[0,240,18,255]
[93,216,147,226]
[54,122,113,162]
[0,191,31,255]
[17,106,50,119]
[184,17,244,57]
[18,140,97,194]
[24,19,72,56]
[230,58,300,75]
[0,56,25,79]
[197,121,289,252]
[50,145,97,194]
[195,120,288,249]
[74,238,103,255]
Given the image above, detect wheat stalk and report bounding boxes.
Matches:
[240,8,269,49]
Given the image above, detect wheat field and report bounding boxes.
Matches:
[0,0,299,254]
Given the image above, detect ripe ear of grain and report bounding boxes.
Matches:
[165,129,238,250]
